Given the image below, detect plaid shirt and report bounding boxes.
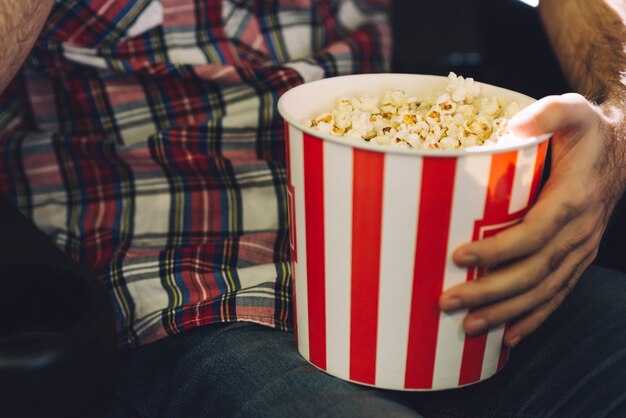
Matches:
[0,0,391,350]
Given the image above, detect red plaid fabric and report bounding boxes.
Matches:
[0,0,391,349]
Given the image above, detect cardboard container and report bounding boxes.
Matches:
[278,73,550,391]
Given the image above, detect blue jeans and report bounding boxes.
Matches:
[109,265,626,417]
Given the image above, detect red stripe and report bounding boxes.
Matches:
[349,149,385,384]
[459,151,518,386]
[529,140,549,205]
[303,133,326,369]
[458,333,488,385]
[493,142,548,373]
[483,151,518,220]
[404,158,457,389]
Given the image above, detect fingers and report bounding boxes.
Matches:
[453,241,596,339]
[508,93,597,138]
[439,93,607,346]
[461,268,573,337]
[443,251,551,311]
[453,179,588,268]
[502,287,569,347]
[440,92,605,344]
[444,212,597,313]
[503,251,597,347]
[453,93,599,269]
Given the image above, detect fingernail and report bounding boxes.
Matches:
[441,297,463,312]
[458,253,479,266]
[466,318,488,335]
[508,336,521,348]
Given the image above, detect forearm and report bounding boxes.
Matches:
[539,0,626,104]
[0,0,54,94]
[540,0,626,202]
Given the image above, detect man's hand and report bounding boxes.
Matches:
[439,93,626,348]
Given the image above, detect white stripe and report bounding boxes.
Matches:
[125,1,163,39]
[481,323,506,379]
[290,127,310,360]
[235,264,279,288]
[164,32,198,43]
[123,265,160,277]
[167,47,208,65]
[509,146,538,214]
[134,178,171,235]
[62,51,108,69]
[323,142,353,380]
[285,61,324,83]
[375,153,422,389]
[432,154,492,389]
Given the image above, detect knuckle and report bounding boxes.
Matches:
[578,219,597,241]
[545,278,565,299]
[546,249,566,274]
[556,189,590,223]
[543,97,566,113]
[564,277,578,293]
[539,97,570,121]
[473,231,519,265]
[561,92,588,106]
[571,262,586,280]
[479,306,510,328]
[522,264,545,289]
[464,280,494,305]
[482,235,511,262]
[554,205,575,226]
[582,242,599,262]
[516,218,548,251]
[578,240,601,267]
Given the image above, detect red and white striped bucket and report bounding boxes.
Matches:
[278,74,550,391]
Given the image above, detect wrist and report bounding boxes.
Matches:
[597,98,626,202]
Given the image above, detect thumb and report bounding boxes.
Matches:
[508,93,594,138]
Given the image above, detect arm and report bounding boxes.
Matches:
[0,0,55,94]
[540,0,626,102]
[439,0,626,347]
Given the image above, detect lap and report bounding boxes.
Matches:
[110,322,419,418]
[110,265,626,418]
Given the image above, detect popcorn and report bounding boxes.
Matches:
[307,72,520,150]
[436,93,457,115]
[446,72,481,102]
[479,96,501,117]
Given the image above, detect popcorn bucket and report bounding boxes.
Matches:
[277,74,550,391]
